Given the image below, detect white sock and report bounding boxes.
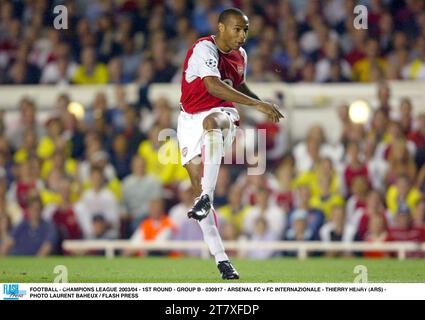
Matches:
[198,207,228,264]
[201,129,223,203]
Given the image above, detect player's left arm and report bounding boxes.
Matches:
[236,82,285,120]
[236,82,261,101]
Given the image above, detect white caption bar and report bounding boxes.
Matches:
[1,283,425,300]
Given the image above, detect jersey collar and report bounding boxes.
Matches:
[212,35,232,54]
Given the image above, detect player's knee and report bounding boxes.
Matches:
[203,116,220,130]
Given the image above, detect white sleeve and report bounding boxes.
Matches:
[185,41,221,83]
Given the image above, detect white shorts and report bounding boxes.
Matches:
[177,107,240,166]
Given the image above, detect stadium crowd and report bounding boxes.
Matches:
[1,0,425,85]
[0,0,425,258]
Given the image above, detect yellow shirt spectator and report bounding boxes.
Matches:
[40,182,80,207]
[310,193,345,220]
[385,185,422,216]
[14,148,33,164]
[219,205,252,234]
[138,138,188,185]
[40,158,78,180]
[72,64,109,85]
[402,59,425,80]
[352,58,388,82]
[294,170,339,198]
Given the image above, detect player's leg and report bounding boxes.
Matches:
[185,158,228,263]
[199,112,229,202]
[184,157,239,279]
[186,112,228,220]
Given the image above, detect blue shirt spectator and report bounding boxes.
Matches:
[0,197,58,256]
[10,218,58,255]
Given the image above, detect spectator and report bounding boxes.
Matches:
[342,141,369,195]
[398,98,413,136]
[364,136,387,193]
[72,46,109,84]
[0,196,58,256]
[368,108,389,144]
[121,155,163,233]
[388,207,424,249]
[247,53,280,82]
[137,124,188,186]
[8,97,44,150]
[386,174,422,217]
[120,36,142,82]
[75,166,120,239]
[383,138,417,187]
[151,40,177,83]
[37,116,67,160]
[109,133,132,180]
[354,190,393,241]
[169,180,194,231]
[6,43,41,84]
[310,173,345,220]
[243,186,286,240]
[9,160,43,211]
[43,177,82,242]
[296,157,341,199]
[417,164,425,193]
[375,82,394,118]
[273,162,295,212]
[346,176,369,225]
[120,105,146,156]
[315,39,351,83]
[285,209,314,241]
[246,217,277,259]
[288,185,325,240]
[127,198,177,256]
[0,172,22,226]
[40,42,77,85]
[218,184,252,235]
[363,214,389,258]
[0,213,11,248]
[408,113,425,150]
[402,37,425,80]
[320,205,355,243]
[352,38,387,82]
[136,59,154,111]
[413,198,425,228]
[13,129,38,164]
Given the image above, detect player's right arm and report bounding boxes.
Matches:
[203,76,283,123]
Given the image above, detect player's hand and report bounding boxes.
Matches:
[254,101,285,123]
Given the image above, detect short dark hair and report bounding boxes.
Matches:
[218,8,246,24]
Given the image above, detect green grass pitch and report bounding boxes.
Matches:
[0,257,424,283]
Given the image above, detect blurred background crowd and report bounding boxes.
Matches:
[1,0,425,85]
[0,0,424,258]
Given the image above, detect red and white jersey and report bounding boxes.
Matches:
[180,35,247,114]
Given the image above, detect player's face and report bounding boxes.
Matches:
[221,15,249,50]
